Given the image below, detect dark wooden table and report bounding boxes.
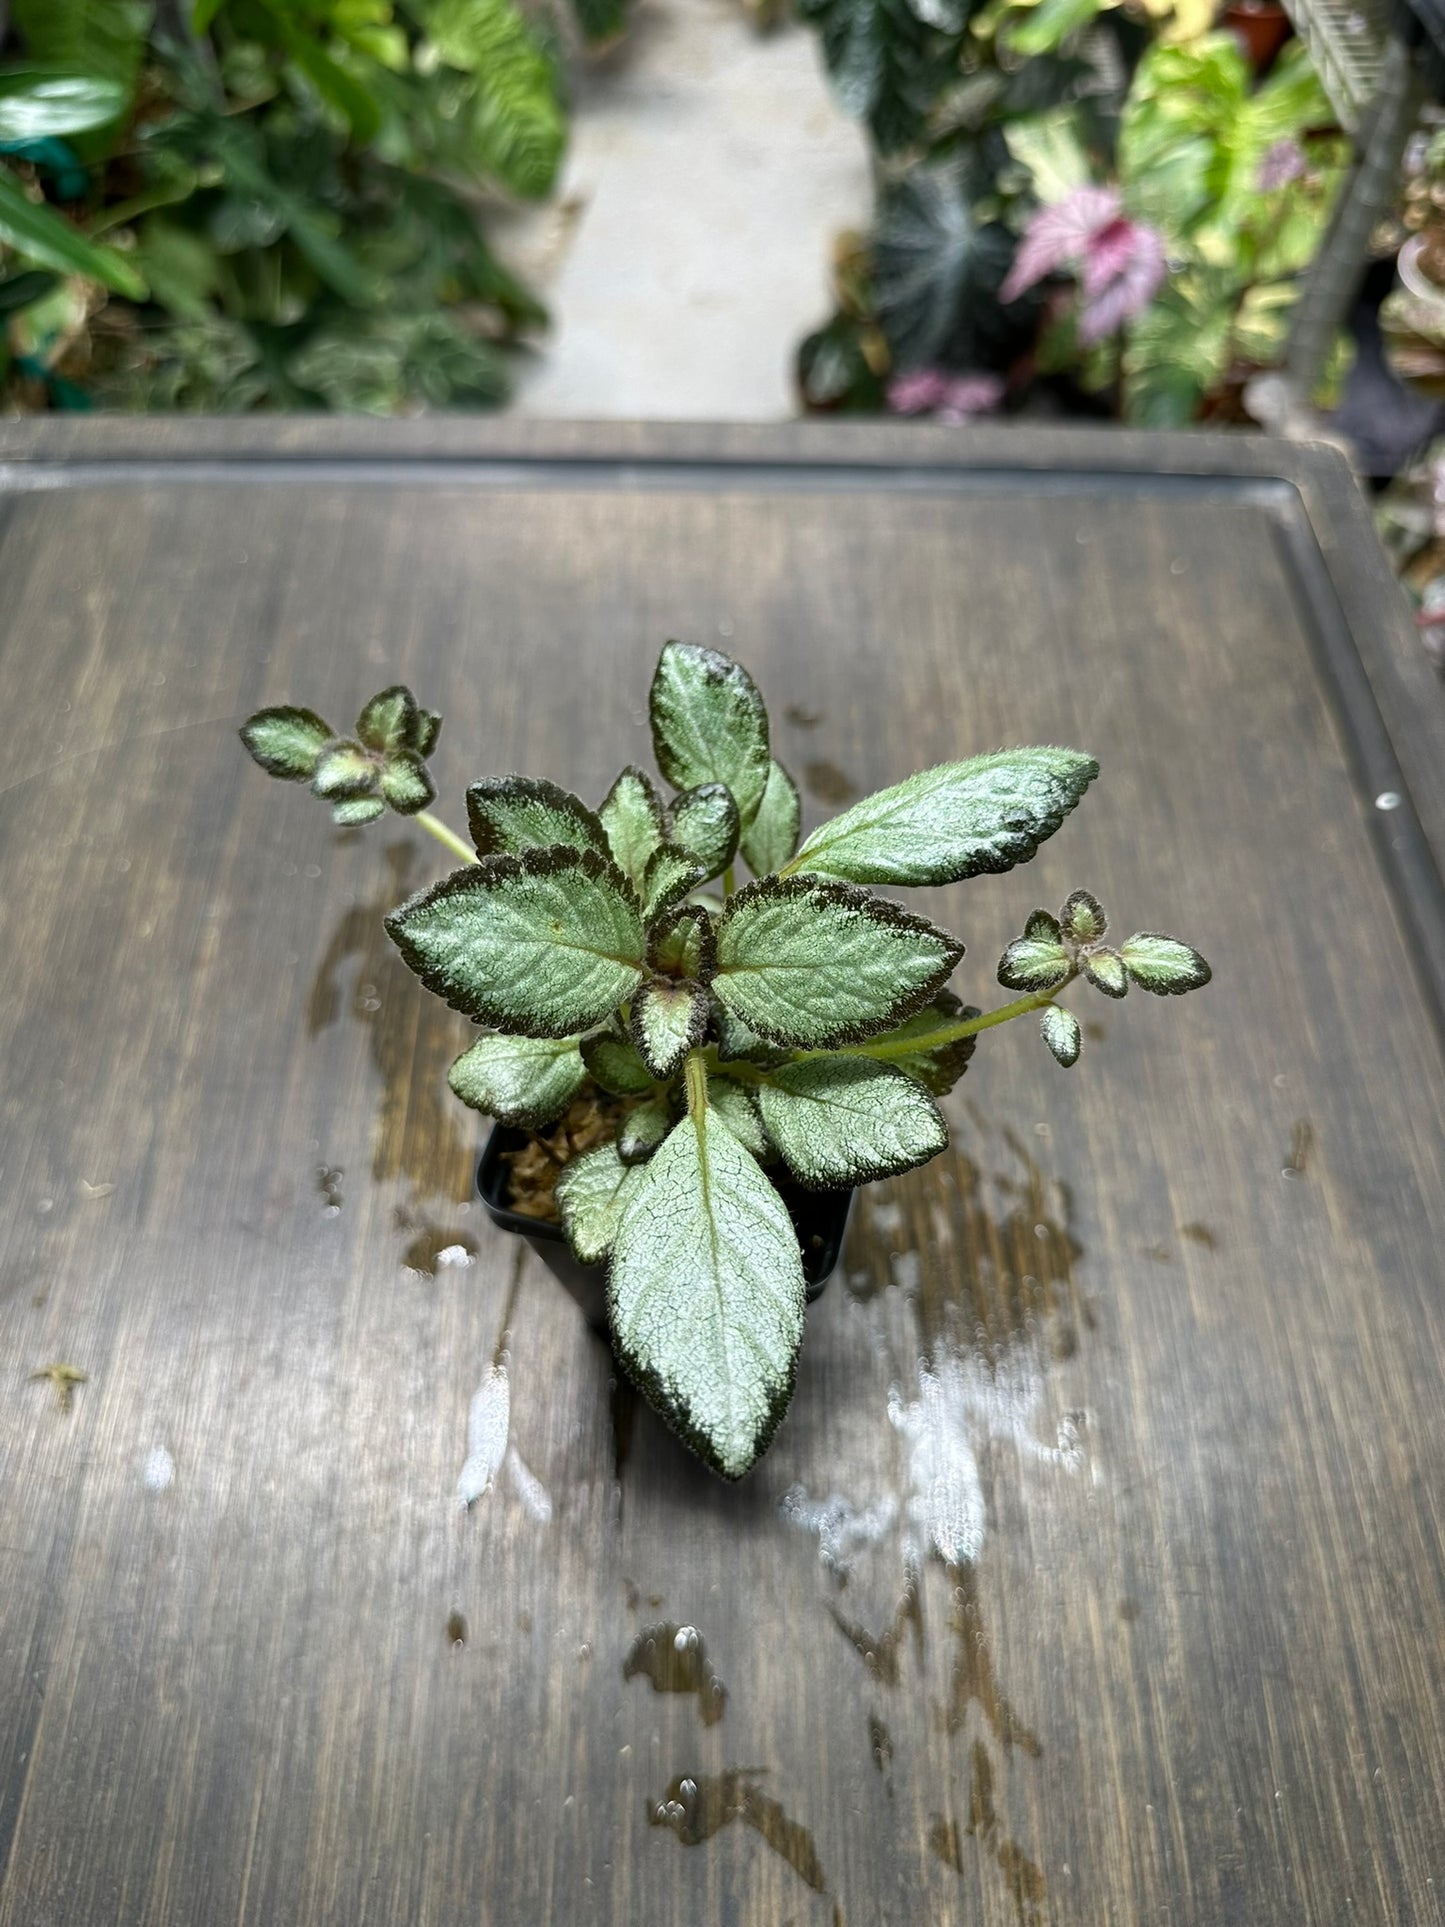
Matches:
[1,419,1442,1927]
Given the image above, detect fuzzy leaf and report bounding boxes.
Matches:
[1039,1004,1081,1067]
[788,749,1098,887]
[384,847,644,1036]
[356,685,418,754]
[669,783,741,880]
[380,749,435,816]
[641,845,706,921]
[758,1057,947,1190]
[714,877,962,1049]
[619,1097,673,1164]
[556,1143,645,1264]
[240,706,333,781]
[311,741,378,801]
[1060,889,1106,944]
[1082,947,1128,998]
[467,775,609,861]
[649,903,716,982]
[581,1030,655,1096]
[332,795,386,827]
[998,931,1070,992]
[856,988,978,1094]
[631,978,709,1078]
[448,1031,587,1126]
[414,709,443,758]
[712,1003,789,1068]
[708,1076,769,1160]
[1120,933,1211,995]
[650,642,771,830]
[599,765,666,891]
[1025,908,1063,944]
[740,759,801,877]
[609,1109,805,1479]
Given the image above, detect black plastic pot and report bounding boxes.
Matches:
[477,1124,854,1333]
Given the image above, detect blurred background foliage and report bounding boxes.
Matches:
[0,0,625,411]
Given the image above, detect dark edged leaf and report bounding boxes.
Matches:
[631,978,709,1079]
[239,706,333,782]
[641,844,706,922]
[333,795,386,827]
[740,758,801,877]
[581,1029,655,1097]
[856,987,978,1094]
[788,749,1099,887]
[413,709,443,758]
[712,1001,790,1069]
[618,1096,673,1165]
[312,741,379,801]
[1060,889,1107,945]
[467,774,609,861]
[448,1031,587,1126]
[1039,1004,1081,1067]
[356,685,419,755]
[608,1109,805,1480]
[648,902,716,983]
[649,641,771,831]
[1119,933,1212,996]
[380,750,435,816]
[384,847,645,1037]
[599,764,667,891]
[758,1056,948,1190]
[713,875,964,1050]
[669,782,741,881]
[1024,907,1063,944]
[555,1142,645,1264]
[998,932,1070,992]
[1082,947,1128,998]
[708,1075,770,1160]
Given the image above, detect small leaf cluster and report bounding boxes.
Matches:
[242,640,1211,1483]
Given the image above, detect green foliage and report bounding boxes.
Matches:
[797,0,977,155]
[426,0,566,199]
[873,160,1016,368]
[244,640,1210,1481]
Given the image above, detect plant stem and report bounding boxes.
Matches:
[800,979,1073,1063]
[722,864,736,898]
[415,811,476,866]
[684,1051,709,1122]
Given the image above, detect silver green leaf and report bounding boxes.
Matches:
[384,847,645,1036]
[556,1143,645,1264]
[712,1002,789,1068]
[581,1029,655,1096]
[1082,947,1128,998]
[759,1056,948,1190]
[1119,933,1212,995]
[239,706,333,781]
[1024,908,1063,944]
[609,1108,805,1479]
[599,764,666,891]
[649,903,716,982]
[641,844,706,921]
[467,775,609,861]
[998,929,1070,992]
[414,709,442,757]
[448,1031,587,1126]
[311,740,377,801]
[1039,1004,1081,1067]
[708,1075,769,1160]
[632,978,709,1079]
[714,876,963,1050]
[619,1096,673,1164]
[356,685,418,755]
[854,989,979,1094]
[380,749,435,816]
[740,758,801,877]
[669,783,741,880]
[787,748,1098,886]
[649,641,771,830]
[1060,889,1106,945]
[332,795,386,827]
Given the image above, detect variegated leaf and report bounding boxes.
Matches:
[609,1108,805,1479]
[1082,947,1128,998]
[467,775,609,861]
[787,748,1098,886]
[333,795,385,827]
[448,1031,587,1127]
[1120,933,1212,995]
[998,930,1071,992]
[1060,889,1106,945]
[581,1029,655,1096]
[669,782,740,880]
[712,1002,788,1067]
[599,765,666,891]
[240,706,333,781]
[311,740,376,801]
[854,989,979,1094]
[713,876,963,1049]
[707,1075,769,1160]
[356,685,418,754]
[380,749,435,815]
[649,903,716,983]
[1039,1004,1081,1067]
[641,844,706,921]
[384,848,645,1036]
[649,641,771,829]
[413,708,443,757]
[758,1057,947,1190]
[631,978,709,1078]
[619,1096,673,1164]
[556,1143,645,1264]
[740,758,801,877]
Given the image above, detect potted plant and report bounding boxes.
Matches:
[241,641,1209,1479]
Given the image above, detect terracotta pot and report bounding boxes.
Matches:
[1221,0,1293,71]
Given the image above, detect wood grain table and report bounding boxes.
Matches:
[1,419,1442,1927]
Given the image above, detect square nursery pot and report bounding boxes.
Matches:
[477,1124,854,1333]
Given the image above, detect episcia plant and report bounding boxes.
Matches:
[241,644,1210,1480]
